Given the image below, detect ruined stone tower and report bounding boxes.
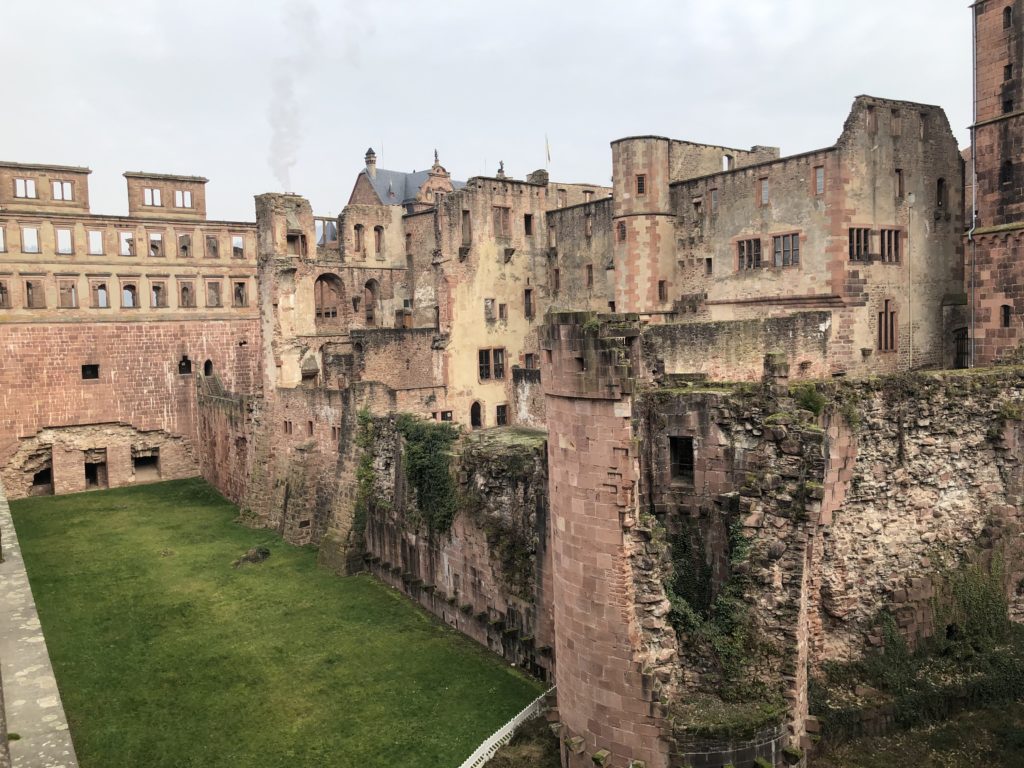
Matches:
[970,0,1024,363]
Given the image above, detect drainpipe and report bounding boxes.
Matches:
[969,3,979,367]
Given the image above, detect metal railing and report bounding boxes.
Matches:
[457,686,555,768]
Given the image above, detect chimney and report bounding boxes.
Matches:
[365,147,377,179]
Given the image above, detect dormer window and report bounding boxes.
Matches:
[143,188,162,206]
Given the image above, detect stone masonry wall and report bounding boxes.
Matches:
[359,418,555,679]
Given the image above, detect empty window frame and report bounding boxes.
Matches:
[498,302,507,321]
[524,288,534,319]
[1001,304,1013,328]
[88,230,104,255]
[1006,98,1016,114]
[557,189,567,207]
[658,280,668,302]
[1002,161,1014,186]
[143,187,162,206]
[353,224,365,252]
[55,227,73,254]
[552,268,560,292]
[179,281,196,308]
[121,283,138,308]
[896,168,905,197]
[669,436,695,484]
[405,232,412,254]
[21,226,40,254]
[206,281,222,307]
[0,280,8,308]
[58,279,77,308]
[25,279,45,308]
[492,206,511,238]
[1005,5,1014,29]
[373,225,384,254]
[936,178,948,209]
[849,228,872,261]
[772,233,800,267]
[583,190,593,202]
[14,178,37,198]
[232,281,248,307]
[287,232,307,256]
[586,264,594,288]
[174,189,193,208]
[478,348,506,380]
[524,213,533,236]
[880,229,901,263]
[90,282,109,308]
[759,178,770,206]
[548,222,556,248]
[81,364,99,380]
[737,238,762,270]
[150,281,167,308]
[524,353,537,369]
[148,232,163,257]
[119,231,135,256]
[461,210,472,245]
[878,299,897,351]
[283,420,293,435]
[205,234,220,258]
[51,180,73,201]
[635,175,646,195]
[705,257,713,275]
[231,235,245,259]
[815,166,825,195]
[496,404,508,426]
[316,219,339,246]
[440,410,453,421]
[178,233,192,258]
[1007,63,1015,81]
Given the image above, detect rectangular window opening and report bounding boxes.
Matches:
[81,363,99,380]
[670,436,695,484]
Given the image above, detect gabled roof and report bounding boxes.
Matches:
[362,168,465,205]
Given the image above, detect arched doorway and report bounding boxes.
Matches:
[203,359,214,376]
[314,274,343,329]
[364,279,380,326]
[470,401,482,429]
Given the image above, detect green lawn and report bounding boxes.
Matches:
[11,479,543,768]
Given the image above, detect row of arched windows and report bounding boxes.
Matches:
[313,275,381,327]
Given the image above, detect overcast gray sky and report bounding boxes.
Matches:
[1,0,972,222]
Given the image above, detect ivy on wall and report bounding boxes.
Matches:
[395,414,460,534]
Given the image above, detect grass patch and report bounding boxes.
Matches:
[11,479,542,768]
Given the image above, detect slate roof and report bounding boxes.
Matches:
[363,168,465,205]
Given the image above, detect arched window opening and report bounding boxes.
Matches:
[374,226,384,255]
[363,279,379,326]
[180,284,193,308]
[122,283,137,308]
[1005,6,1013,29]
[1002,304,1013,328]
[470,401,482,429]
[94,283,109,309]
[203,359,214,376]
[1001,160,1014,186]
[936,178,948,209]
[151,284,164,308]
[314,274,342,327]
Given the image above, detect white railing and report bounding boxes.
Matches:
[457,686,556,768]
